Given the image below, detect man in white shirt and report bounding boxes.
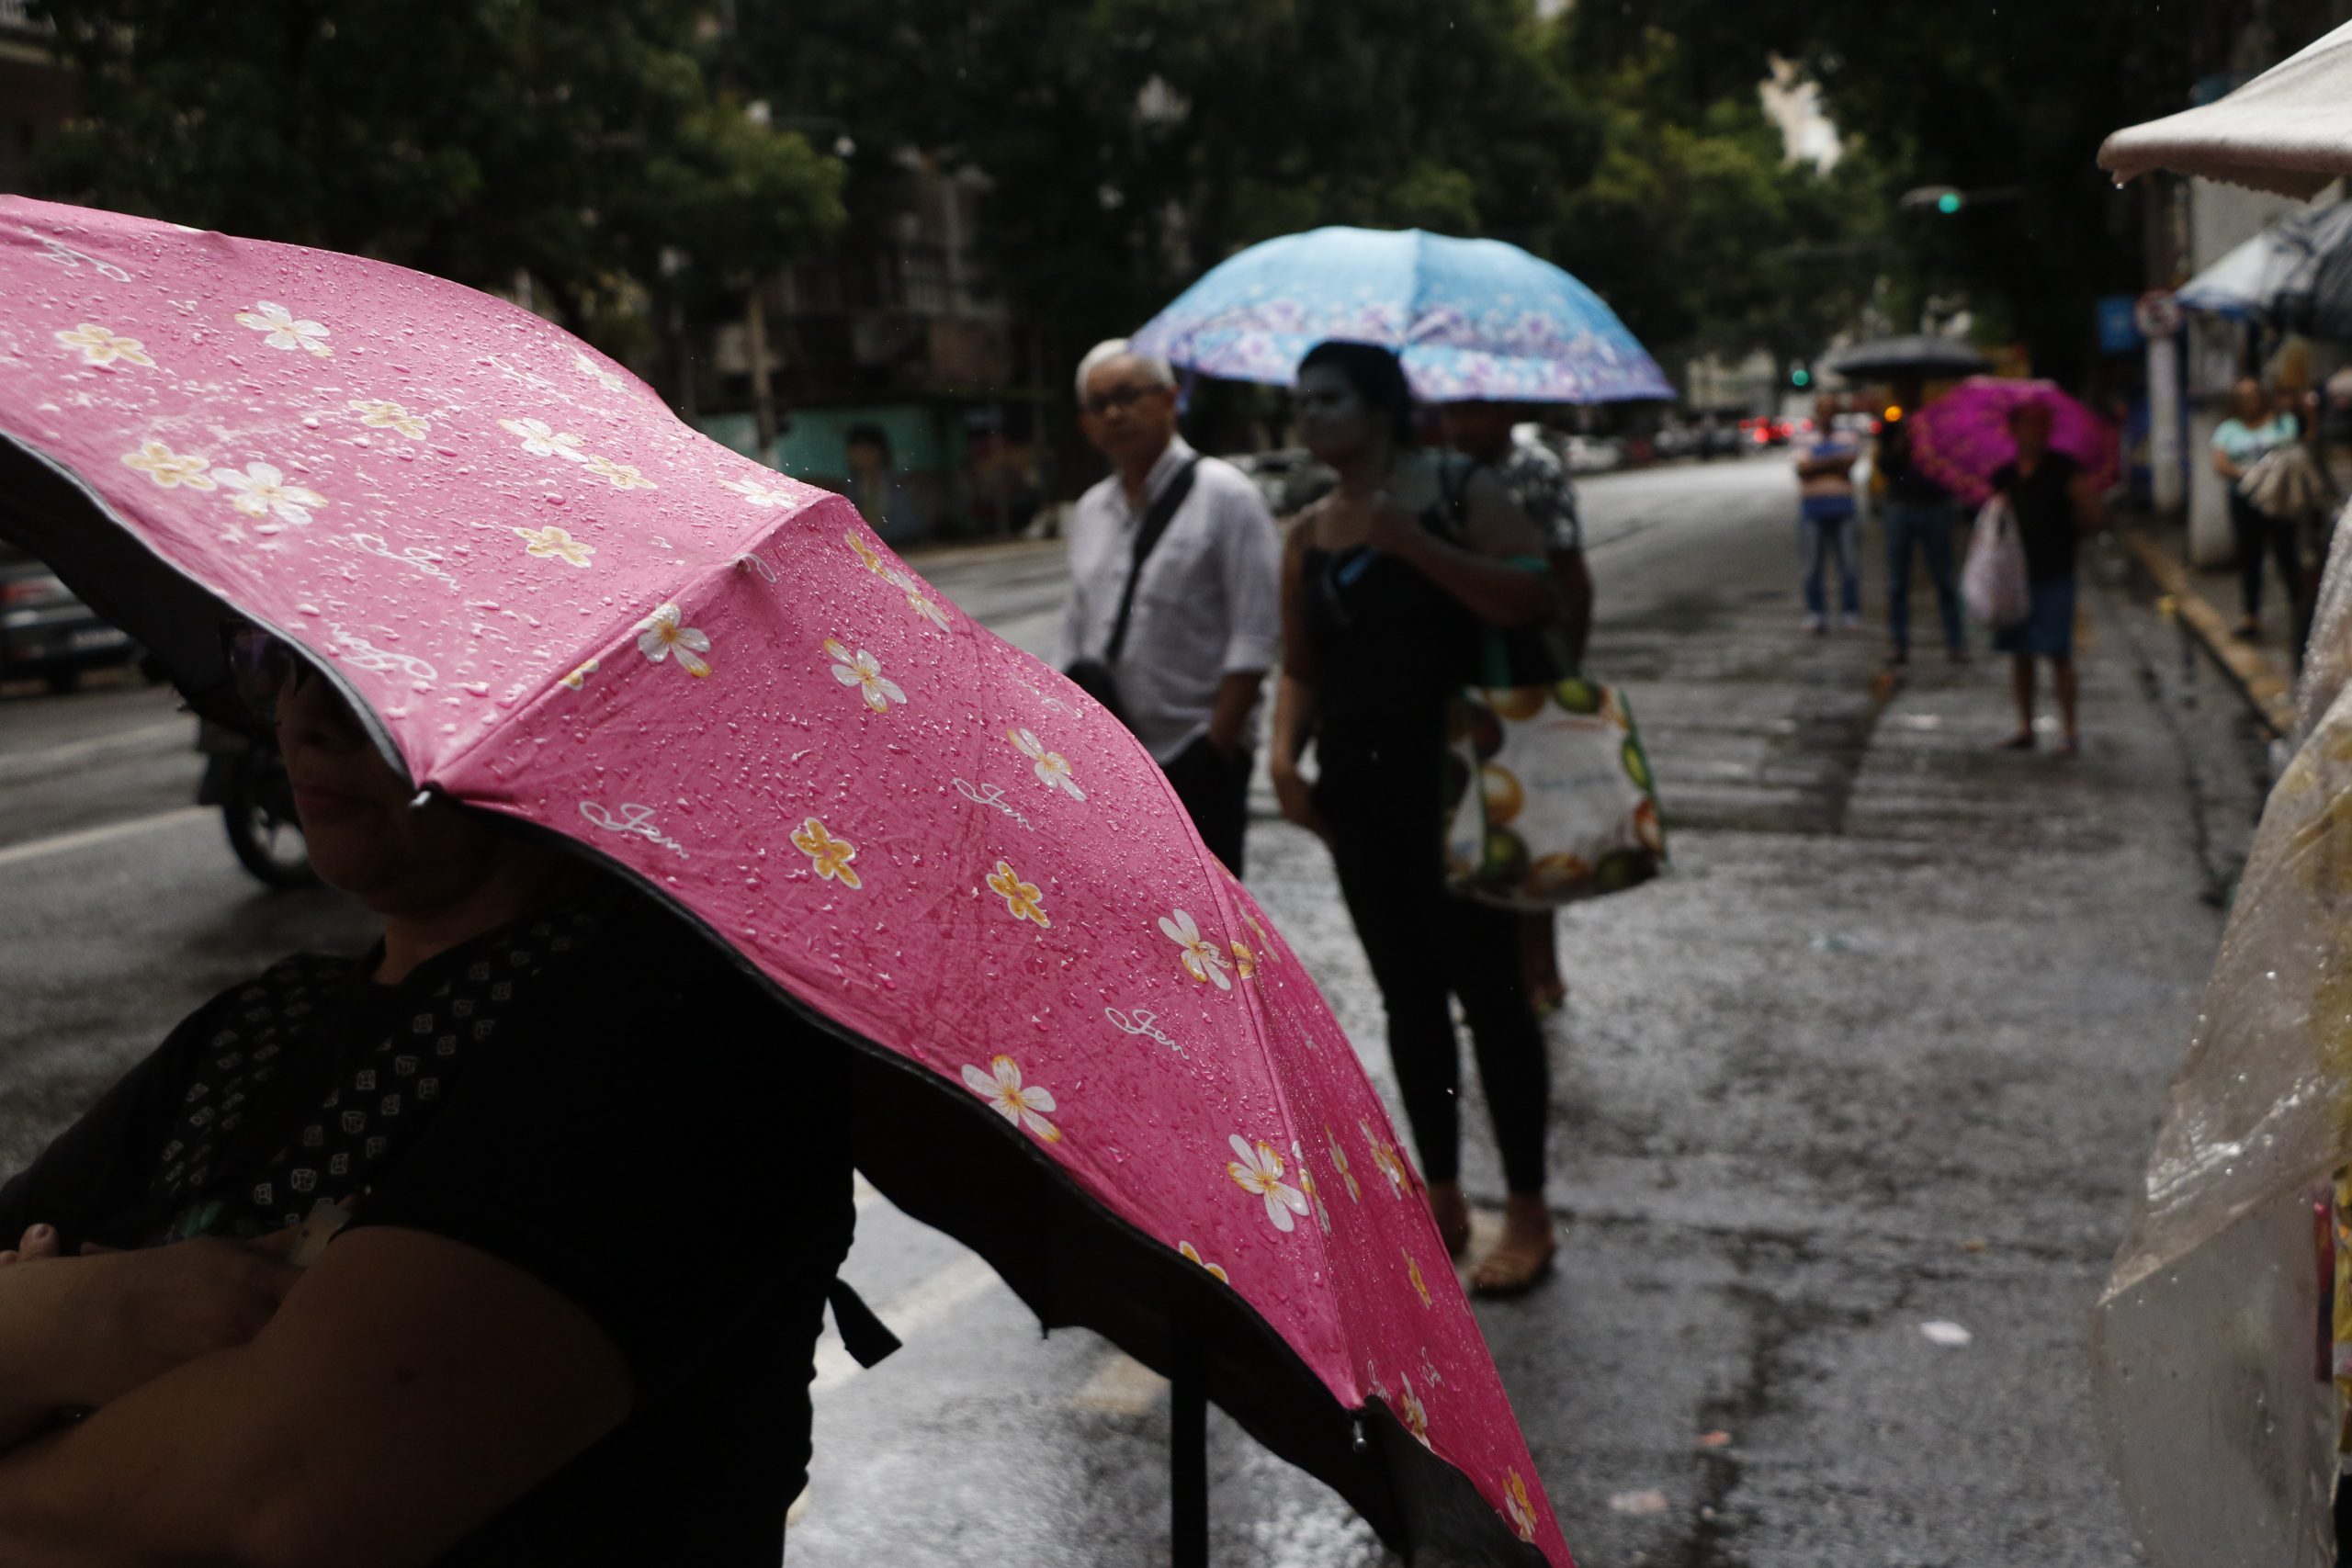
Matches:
[1061,340,1282,874]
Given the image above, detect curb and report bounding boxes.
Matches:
[2118,528,2296,736]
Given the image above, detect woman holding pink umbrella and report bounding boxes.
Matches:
[0,636,859,1563]
[1911,378,2113,755]
[1989,399,2104,754]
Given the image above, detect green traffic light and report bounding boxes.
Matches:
[1937,191,1962,214]
[1792,368,1811,387]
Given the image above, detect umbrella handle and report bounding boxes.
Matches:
[1171,1337,1208,1567]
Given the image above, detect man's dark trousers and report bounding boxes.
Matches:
[1160,735,1252,876]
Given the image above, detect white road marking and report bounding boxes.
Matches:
[1071,1351,1169,1416]
[811,1252,1001,1393]
[0,718,189,784]
[0,806,211,869]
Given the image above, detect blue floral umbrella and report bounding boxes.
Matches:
[1130,226,1673,404]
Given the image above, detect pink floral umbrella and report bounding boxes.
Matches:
[0,197,1569,1564]
[1907,375,2120,507]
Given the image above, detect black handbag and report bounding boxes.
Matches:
[1064,457,1200,725]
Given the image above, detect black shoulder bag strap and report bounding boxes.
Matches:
[1064,456,1200,722]
[1105,456,1202,664]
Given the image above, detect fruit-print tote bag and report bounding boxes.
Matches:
[1442,666,1666,911]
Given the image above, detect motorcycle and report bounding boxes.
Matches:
[195,719,313,888]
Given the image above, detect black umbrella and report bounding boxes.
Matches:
[1819,335,1988,382]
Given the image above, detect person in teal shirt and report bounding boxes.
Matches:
[2211,376,2301,638]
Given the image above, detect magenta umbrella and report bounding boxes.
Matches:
[0,197,1569,1563]
[1907,375,2120,506]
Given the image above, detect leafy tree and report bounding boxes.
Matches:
[1562,0,2352,388]
[738,0,1596,348]
[29,0,844,345]
[1546,28,1886,374]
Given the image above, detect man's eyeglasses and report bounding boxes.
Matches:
[221,625,315,728]
[1081,382,1169,417]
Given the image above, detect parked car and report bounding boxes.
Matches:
[0,545,136,693]
[1562,434,1624,474]
[1227,447,1337,518]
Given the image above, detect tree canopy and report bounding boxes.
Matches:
[737,0,1878,384]
[1561,0,2352,386]
[29,0,845,335]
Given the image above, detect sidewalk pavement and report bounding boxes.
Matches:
[2116,511,2299,737]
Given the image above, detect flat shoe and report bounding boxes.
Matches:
[1470,1236,1557,1297]
[1996,733,2035,751]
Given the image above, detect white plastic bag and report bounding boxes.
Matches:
[1961,495,2030,628]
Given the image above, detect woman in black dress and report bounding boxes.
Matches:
[1992,399,2103,755]
[1268,342,1563,1293]
[0,637,854,1563]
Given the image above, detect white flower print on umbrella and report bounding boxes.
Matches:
[637,603,712,677]
[1242,911,1282,966]
[1504,1470,1540,1543]
[1159,909,1232,991]
[844,529,887,574]
[514,525,594,568]
[1403,1247,1432,1307]
[572,349,626,390]
[1326,1124,1361,1202]
[210,462,326,525]
[586,454,656,491]
[234,301,332,356]
[960,1055,1061,1143]
[1363,1117,1412,1198]
[1397,1377,1432,1449]
[1007,728,1084,800]
[721,474,797,507]
[824,638,905,714]
[1227,1135,1310,1233]
[348,399,428,439]
[1293,1141,1333,1234]
[55,322,154,368]
[1177,1242,1229,1284]
[882,567,951,631]
[498,416,589,462]
[557,657,599,691]
[120,440,214,491]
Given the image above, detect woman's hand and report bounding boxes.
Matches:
[0,1224,305,1414]
[1270,759,1331,844]
[1362,491,1428,559]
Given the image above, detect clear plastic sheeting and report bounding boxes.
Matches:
[2092,502,2352,1564]
[2093,1192,2335,1568]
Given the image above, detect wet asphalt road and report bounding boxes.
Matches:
[0,455,2276,1565]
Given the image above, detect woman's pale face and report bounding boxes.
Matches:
[276,670,503,914]
[1294,364,1376,463]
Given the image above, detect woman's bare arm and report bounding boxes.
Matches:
[0,1225,629,1568]
[1367,469,1555,627]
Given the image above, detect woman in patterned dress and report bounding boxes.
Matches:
[0,632,854,1563]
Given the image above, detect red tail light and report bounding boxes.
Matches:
[0,574,64,607]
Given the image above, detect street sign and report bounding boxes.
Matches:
[2133,289,2183,338]
[2097,295,2143,354]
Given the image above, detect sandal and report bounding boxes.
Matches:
[1470,1233,1558,1297]
[1996,732,2035,751]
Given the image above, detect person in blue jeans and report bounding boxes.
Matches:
[1874,412,1966,664]
[1794,396,1860,634]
